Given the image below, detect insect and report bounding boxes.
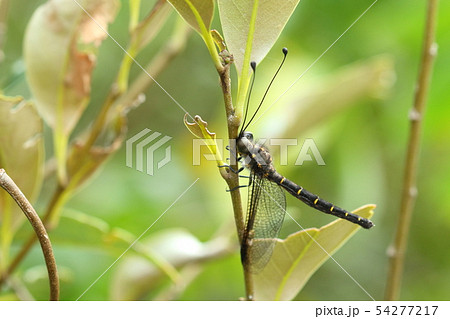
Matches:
[233,48,374,273]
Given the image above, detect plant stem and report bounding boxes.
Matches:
[0,184,65,287]
[53,128,68,185]
[217,61,253,300]
[218,64,245,243]
[0,169,59,301]
[116,22,191,113]
[384,0,439,301]
[183,0,223,72]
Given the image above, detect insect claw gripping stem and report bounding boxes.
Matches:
[218,164,244,174]
[227,185,248,192]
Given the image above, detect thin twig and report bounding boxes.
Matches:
[116,23,191,112]
[385,0,439,301]
[0,184,65,286]
[0,169,59,301]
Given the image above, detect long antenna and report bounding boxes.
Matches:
[242,47,288,133]
[240,61,257,137]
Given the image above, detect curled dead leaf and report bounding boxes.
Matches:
[184,114,224,167]
[183,114,216,139]
[24,0,120,134]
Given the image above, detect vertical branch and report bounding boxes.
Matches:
[0,169,59,301]
[218,63,245,244]
[217,62,252,300]
[385,0,439,301]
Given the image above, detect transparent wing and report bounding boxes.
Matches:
[243,172,287,273]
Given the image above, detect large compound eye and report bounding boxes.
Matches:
[244,132,254,142]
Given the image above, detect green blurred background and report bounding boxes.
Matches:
[1,0,449,300]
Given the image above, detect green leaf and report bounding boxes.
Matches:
[24,0,120,135]
[23,0,120,182]
[167,0,214,35]
[168,1,222,71]
[218,0,301,75]
[0,95,44,231]
[253,205,375,300]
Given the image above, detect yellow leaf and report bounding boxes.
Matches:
[0,95,44,231]
[253,205,375,300]
[184,114,224,167]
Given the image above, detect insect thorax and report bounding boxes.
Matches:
[237,136,275,176]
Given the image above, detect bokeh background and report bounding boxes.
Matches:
[1,0,449,300]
